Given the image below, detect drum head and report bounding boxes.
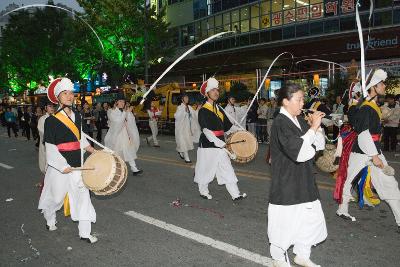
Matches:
[82,151,115,190]
[228,131,258,161]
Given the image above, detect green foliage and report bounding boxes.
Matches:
[0,0,174,93]
[220,81,252,103]
[77,0,175,82]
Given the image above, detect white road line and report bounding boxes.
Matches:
[0,163,14,169]
[124,210,273,266]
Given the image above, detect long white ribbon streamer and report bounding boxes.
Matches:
[140,31,235,105]
[239,52,293,124]
[295,59,347,71]
[2,4,104,51]
[356,2,367,97]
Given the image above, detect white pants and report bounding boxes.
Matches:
[270,243,311,261]
[43,208,91,238]
[39,167,96,237]
[148,120,159,145]
[194,148,241,199]
[338,152,400,225]
[268,200,327,260]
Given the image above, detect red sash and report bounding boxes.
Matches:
[212,130,224,137]
[57,141,80,152]
[334,125,357,203]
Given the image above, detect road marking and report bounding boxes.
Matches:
[0,163,14,169]
[124,210,273,266]
[138,155,335,191]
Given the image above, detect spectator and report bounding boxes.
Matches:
[81,102,95,145]
[5,107,18,137]
[382,94,400,152]
[257,98,268,143]
[246,96,258,136]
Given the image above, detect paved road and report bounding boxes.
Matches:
[1,128,399,266]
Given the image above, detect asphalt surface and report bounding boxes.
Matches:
[1,127,400,266]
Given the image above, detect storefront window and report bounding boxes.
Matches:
[261,1,271,14]
[394,9,400,24]
[310,21,323,35]
[283,9,296,24]
[233,22,240,32]
[251,3,260,17]
[261,14,271,28]
[251,16,260,30]
[374,10,392,26]
[215,15,222,28]
[283,0,295,10]
[272,0,283,12]
[283,26,296,39]
[340,16,355,31]
[223,12,231,25]
[241,20,250,32]
[250,32,260,44]
[208,17,215,29]
[310,0,324,20]
[271,28,283,41]
[260,30,271,42]
[375,0,392,8]
[296,23,309,37]
[324,19,339,33]
[201,19,208,37]
[272,12,283,26]
[241,7,250,20]
[232,9,240,22]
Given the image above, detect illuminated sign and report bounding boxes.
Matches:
[346,36,399,50]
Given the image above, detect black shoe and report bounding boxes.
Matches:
[185,160,192,164]
[397,226,400,234]
[178,152,184,159]
[132,170,143,176]
[153,144,160,148]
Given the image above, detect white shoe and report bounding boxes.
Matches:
[200,193,212,200]
[272,259,289,267]
[46,225,57,231]
[233,193,247,201]
[294,256,321,267]
[336,211,356,221]
[80,235,98,244]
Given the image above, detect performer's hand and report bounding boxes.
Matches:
[372,155,384,169]
[310,111,325,131]
[129,106,134,112]
[62,167,72,174]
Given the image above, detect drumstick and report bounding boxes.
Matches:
[225,139,246,146]
[71,167,95,171]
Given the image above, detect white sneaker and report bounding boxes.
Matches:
[272,259,289,267]
[46,225,57,231]
[294,256,321,267]
[80,235,98,244]
[200,193,212,200]
[336,211,356,222]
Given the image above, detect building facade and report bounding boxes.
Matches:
[151,0,400,94]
